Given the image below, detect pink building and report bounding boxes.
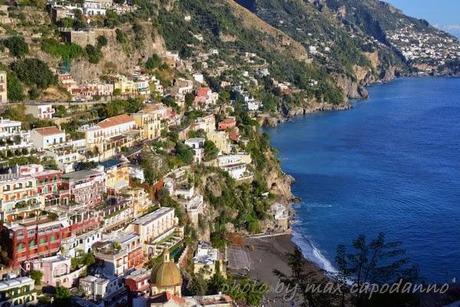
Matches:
[61,169,106,207]
[218,117,236,131]
[25,255,85,288]
[194,87,218,106]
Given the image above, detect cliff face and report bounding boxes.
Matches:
[70,23,166,82]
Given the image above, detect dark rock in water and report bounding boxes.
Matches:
[292,196,302,203]
[358,86,369,99]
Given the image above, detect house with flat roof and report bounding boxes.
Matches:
[127,207,183,257]
[0,276,37,306]
[61,169,106,207]
[93,232,144,276]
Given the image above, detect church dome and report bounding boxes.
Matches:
[151,251,182,287]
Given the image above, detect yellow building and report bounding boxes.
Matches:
[102,157,130,192]
[207,131,231,154]
[0,71,7,104]
[0,171,43,222]
[114,75,136,95]
[151,251,182,297]
[125,187,150,217]
[132,111,162,141]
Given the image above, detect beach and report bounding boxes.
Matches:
[244,234,325,306]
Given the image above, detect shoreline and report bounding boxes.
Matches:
[260,76,460,288]
[245,234,325,307]
[252,75,412,295]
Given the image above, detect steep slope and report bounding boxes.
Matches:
[234,0,407,98]
[155,0,345,104]
[234,0,459,87]
[324,0,460,73]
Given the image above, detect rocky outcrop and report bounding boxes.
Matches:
[334,74,365,99]
[71,23,166,82]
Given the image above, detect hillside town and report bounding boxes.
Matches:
[387,24,460,73]
[0,0,459,305]
[0,1,295,304]
[0,65,292,305]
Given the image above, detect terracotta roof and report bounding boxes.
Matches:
[98,114,134,129]
[196,87,210,97]
[33,126,62,136]
[149,292,186,304]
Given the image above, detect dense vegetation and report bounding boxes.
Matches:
[11,58,56,90]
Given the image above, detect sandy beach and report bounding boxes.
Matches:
[243,234,324,306]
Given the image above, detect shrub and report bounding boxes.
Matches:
[96,35,108,48]
[12,58,56,89]
[85,44,102,64]
[41,39,83,60]
[6,72,24,102]
[3,36,29,57]
[115,28,127,44]
[145,54,161,70]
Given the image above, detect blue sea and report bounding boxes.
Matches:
[265,78,460,283]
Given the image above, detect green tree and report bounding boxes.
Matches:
[12,58,56,89]
[203,140,218,161]
[188,274,208,296]
[54,286,71,306]
[3,36,29,57]
[54,105,67,117]
[85,44,102,64]
[6,72,24,102]
[96,35,108,48]
[207,272,226,295]
[274,247,333,306]
[30,270,43,285]
[175,142,194,165]
[28,86,40,100]
[336,233,419,307]
[145,54,161,70]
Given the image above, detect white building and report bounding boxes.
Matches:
[83,0,107,16]
[61,229,103,257]
[30,126,66,150]
[0,118,21,135]
[193,241,223,280]
[217,154,252,180]
[93,232,143,276]
[79,275,125,302]
[25,104,55,119]
[0,119,31,153]
[185,138,205,163]
[133,75,150,96]
[0,277,37,307]
[128,207,177,244]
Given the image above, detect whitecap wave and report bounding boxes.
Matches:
[306,202,333,208]
[291,226,338,274]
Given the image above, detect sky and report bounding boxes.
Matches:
[385,0,460,37]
